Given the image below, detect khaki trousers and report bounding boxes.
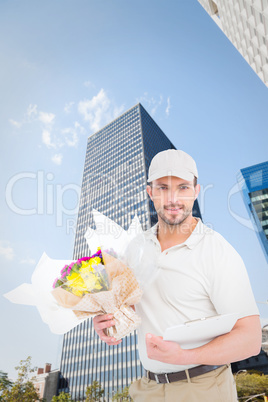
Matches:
[129,365,238,402]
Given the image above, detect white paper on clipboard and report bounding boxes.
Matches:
[163,313,239,349]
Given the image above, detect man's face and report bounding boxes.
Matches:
[147,176,200,227]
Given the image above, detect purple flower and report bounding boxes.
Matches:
[92,250,102,259]
[91,264,104,273]
[76,251,102,265]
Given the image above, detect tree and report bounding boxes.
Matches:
[0,371,13,401]
[235,371,268,400]
[0,356,43,402]
[85,381,105,402]
[0,371,13,391]
[51,392,74,401]
[112,385,132,401]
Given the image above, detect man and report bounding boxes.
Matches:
[93,149,261,401]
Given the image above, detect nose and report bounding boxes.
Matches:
[167,189,180,204]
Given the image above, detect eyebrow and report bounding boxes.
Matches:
[154,182,191,187]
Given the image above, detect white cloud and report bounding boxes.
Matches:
[9,104,56,130]
[9,119,22,128]
[9,104,37,128]
[9,91,124,164]
[20,258,36,265]
[42,130,56,148]
[0,242,14,260]
[27,104,38,120]
[52,153,63,165]
[78,89,124,132]
[62,128,79,147]
[78,89,110,131]
[39,111,55,125]
[112,104,125,120]
[137,93,163,116]
[74,121,86,133]
[61,121,85,147]
[64,102,75,114]
[166,97,171,116]
[137,93,171,118]
[152,95,163,116]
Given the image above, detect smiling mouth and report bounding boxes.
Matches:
[165,206,183,212]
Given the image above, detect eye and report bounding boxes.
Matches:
[179,186,189,190]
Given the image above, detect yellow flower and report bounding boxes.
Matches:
[80,257,101,274]
[80,264,93,275]
[82,272,104,292]
[80,261,92,269]
[70,288,84,297]
[66,272,87,295]
[82,273,98,291]
[89,257,101,266]
[63,256,104,296]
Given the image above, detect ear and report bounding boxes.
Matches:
[146,185,153,200]
[194,184,201,200]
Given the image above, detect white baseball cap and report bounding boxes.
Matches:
[148,149,198,182]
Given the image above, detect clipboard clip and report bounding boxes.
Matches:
[184,315,220,326]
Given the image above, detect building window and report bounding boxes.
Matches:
[210,0,219,17]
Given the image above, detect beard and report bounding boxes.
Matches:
[157,204,192,227]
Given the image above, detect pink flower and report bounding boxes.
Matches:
[91,250,102,258]
[67,262,74,275]
[60,264,69,274]
[53,278,59,288]
[77,256,90,264]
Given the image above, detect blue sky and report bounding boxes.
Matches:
[1,0,268,380]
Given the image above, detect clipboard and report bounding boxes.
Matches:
[163,313,239,349]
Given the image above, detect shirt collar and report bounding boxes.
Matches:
[145,218,206,250]
[184,219,206,249]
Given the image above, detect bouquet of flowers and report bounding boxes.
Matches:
[51,249,142,340]
[4,210,158,337]
[52,250,108,297]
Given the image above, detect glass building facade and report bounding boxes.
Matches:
[59,103,201,400]
[197,0,268,88]
[237,161,268,262]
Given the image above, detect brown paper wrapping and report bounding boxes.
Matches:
[51,251,142,340]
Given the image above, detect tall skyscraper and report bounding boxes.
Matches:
[59,103,201,400]
[237,161,268,262]
[197,0,268,87]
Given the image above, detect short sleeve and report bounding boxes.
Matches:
[208,234,259,319]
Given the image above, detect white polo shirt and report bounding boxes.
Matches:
[134,219,259,374]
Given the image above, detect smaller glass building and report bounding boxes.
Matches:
[237,161,268,262]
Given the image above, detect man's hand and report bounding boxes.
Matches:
[146,333,187,365]
[93,314,122,346]
[146,315,262,366]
